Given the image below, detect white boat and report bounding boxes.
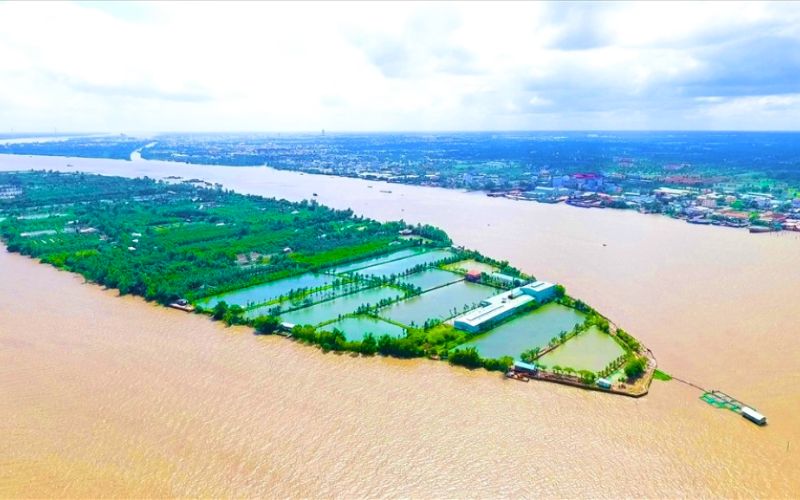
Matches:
[741,406,767,425]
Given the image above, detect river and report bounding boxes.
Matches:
[1,153,798,497]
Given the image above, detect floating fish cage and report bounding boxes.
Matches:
[700,391,742,412]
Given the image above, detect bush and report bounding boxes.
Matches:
[448,347,483,369]
[483,356,514,372]
[253,315,281,334]
[360,332,377,355]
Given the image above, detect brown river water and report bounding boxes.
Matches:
[1,154,799,497]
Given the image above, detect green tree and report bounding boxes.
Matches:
[448,347,483,369]
[360,332,377,355]
[212,301,229,320]
[624,356,647,379]
[254,315,281,334]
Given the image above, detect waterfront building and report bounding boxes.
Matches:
[453,281,557,333]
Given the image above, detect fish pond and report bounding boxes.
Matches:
[352,249,455,277]
[460,303,586,359]
[277,286,402,326]
[398,268,462,291]
[537,326,626,372]
[318,316,407,342]
[330,248,422,274]
[379,281,496,327]
[198,272,332,308]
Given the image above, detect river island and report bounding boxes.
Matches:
[0,170,654,395]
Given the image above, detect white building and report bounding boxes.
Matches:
[453,281,558,333]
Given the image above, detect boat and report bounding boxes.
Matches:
[749,226,772,234]
[687,217,711,225]
[741,406,767,425]
[379,190,392,194]
[312,193,318,197]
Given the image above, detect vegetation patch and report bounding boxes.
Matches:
[653,369,672,381]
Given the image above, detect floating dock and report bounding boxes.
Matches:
[700,390,767,426]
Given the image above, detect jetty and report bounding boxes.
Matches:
[672,377,768,426]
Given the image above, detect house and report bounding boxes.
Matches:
[465,270,482,282]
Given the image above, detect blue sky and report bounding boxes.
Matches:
[0,1,798,132]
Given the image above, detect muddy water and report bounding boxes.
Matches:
[1,154,798,497]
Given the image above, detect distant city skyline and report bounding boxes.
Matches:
[1,1,799,132]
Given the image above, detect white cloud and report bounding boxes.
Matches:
[0,0,797,132]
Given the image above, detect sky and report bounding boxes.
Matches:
[0,0,798,132]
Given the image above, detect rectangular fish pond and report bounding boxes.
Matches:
[274,286,403,326]
[379,281,496,328]
[397,268,463,292]
[197,272,332,308]
[318,316,407,342]
[536,325,626,372]
[459,303,587,360]
[351,249,455,277]
[330,248,422,274]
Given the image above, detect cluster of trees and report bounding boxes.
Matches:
[0,172,451,308]
[289,324,422,358]
[624,356,647,379]
[448,346,513,373]
[597,354,629,379]
[615,328,641,352]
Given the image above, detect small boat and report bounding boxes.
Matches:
[312,193,318,197]
[379,190,392,194]
[749,226,771,234]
